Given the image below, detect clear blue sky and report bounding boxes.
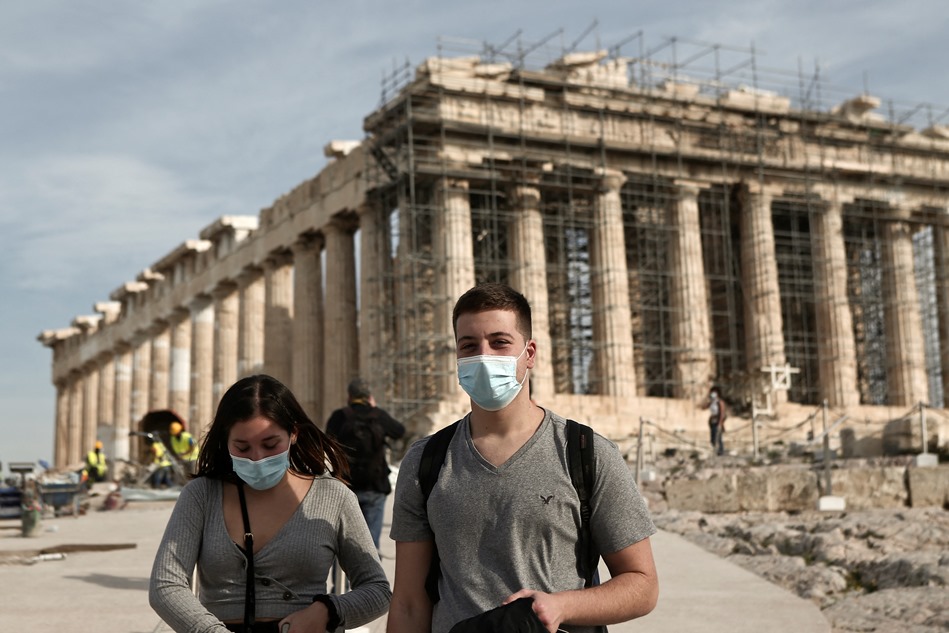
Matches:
[2,0,948,474]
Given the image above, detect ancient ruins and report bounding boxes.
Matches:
[38,35,949,468]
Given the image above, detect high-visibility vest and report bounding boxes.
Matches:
[152,442,173,467]
[85,450,108,477]
[170,432,198,461]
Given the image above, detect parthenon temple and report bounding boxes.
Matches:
[39,35,949,468]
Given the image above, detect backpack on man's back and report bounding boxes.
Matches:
[417,418,599,603]
[336,406,388,491]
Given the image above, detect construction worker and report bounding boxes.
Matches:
[168,420,198,474]
[84,440,108,483]
[147,437,173,489]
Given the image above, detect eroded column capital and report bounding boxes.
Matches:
[595,167,626,192]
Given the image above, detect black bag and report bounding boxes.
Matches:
[448,598,546,633]
[337,406,388,491]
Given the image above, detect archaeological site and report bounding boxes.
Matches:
[37,34,948,499]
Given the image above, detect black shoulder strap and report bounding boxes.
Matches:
[236,481,255,630]
[417,420,460,603]
[418,420,460,500]
[566,418,597,588]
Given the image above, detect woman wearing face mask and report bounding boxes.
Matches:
[149,374,391,633]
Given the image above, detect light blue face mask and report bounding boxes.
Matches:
[457,345,529,411]
[230,448,290,491]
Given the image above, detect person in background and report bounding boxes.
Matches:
[149,374,390,633]
[326,377,405,551]
[704,386,726,456]
[147,436,174,489]
[84,440,108,483]
[168,419,199,475]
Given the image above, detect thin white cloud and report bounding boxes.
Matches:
[1,152,233,292]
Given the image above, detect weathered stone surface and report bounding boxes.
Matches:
[827,466,908,509]
[907,465,949,507]
[653,507,949,633]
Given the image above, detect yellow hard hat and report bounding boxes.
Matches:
[170,421,183,435]
[95,440,103,449]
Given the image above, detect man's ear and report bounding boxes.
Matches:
[525,339,537,369]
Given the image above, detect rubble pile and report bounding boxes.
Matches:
[641,453,949,633]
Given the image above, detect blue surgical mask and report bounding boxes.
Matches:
[457,345,529,411]
[230,449,290,491]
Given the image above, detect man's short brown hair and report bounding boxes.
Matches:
[452,283,532,341]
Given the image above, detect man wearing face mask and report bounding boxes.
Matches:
[388,283,658,633]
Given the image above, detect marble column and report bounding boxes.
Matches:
[810,194,860,407]
[358,203,387,402]
[935,210,949,400]
[66,373,84,466]
[508,180,554,399]
[149,322,171,411]
[264,252,294,385]
[669,181,713,401]
[238,267,266,378]
[213,282,240,408]
[54,379,69,468]
[291,236,323,422]
[190,295,215,433]
[882,216,929,406]
[130,332,152,432]
[113,344,132,461]
[168,309,191,419]
[97,353,115,450]
[591,168,636,396]
[81,363,100,457]
[739,182,787,400]
[323,219,358,412]
[434,177,475,395]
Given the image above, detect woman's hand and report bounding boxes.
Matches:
[279,600,329,633]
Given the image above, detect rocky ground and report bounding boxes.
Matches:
[638,455,949,633]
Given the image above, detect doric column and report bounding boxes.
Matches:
[113,344,132,461]
[54,379,69,468]
[81,363,100,457]
[508,180,554,399]
[882,215,928,405]
[130,331,152,432]
[434,177,475,395]
[810,192,859,407]
[669,181,713,401]
[238,267,265,378]
[212,282,240,408]
[323,219,358,413]
[291,235,323,421]
[591,168,636,396]
[357,202,387,401]
[190,295,215,433]
[264,252,294,385]
[149,322,171,411]
[97,353,115,448]
[739,182,787,400]
[936,209,949,400]
[66,372,84,466]
[168,309,191,419]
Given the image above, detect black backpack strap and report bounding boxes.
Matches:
[566,418,597,588]
[417,420,460,603]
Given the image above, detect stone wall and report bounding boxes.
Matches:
[664,464,947,512]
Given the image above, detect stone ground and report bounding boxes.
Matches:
[638,454,949,633]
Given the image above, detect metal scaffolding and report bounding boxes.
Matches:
[361,27,949,426]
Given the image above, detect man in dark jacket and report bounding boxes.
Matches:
[326,378,405,549]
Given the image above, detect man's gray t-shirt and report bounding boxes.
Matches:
[390,409,656,633]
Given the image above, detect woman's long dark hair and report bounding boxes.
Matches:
[196,374,349,482]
